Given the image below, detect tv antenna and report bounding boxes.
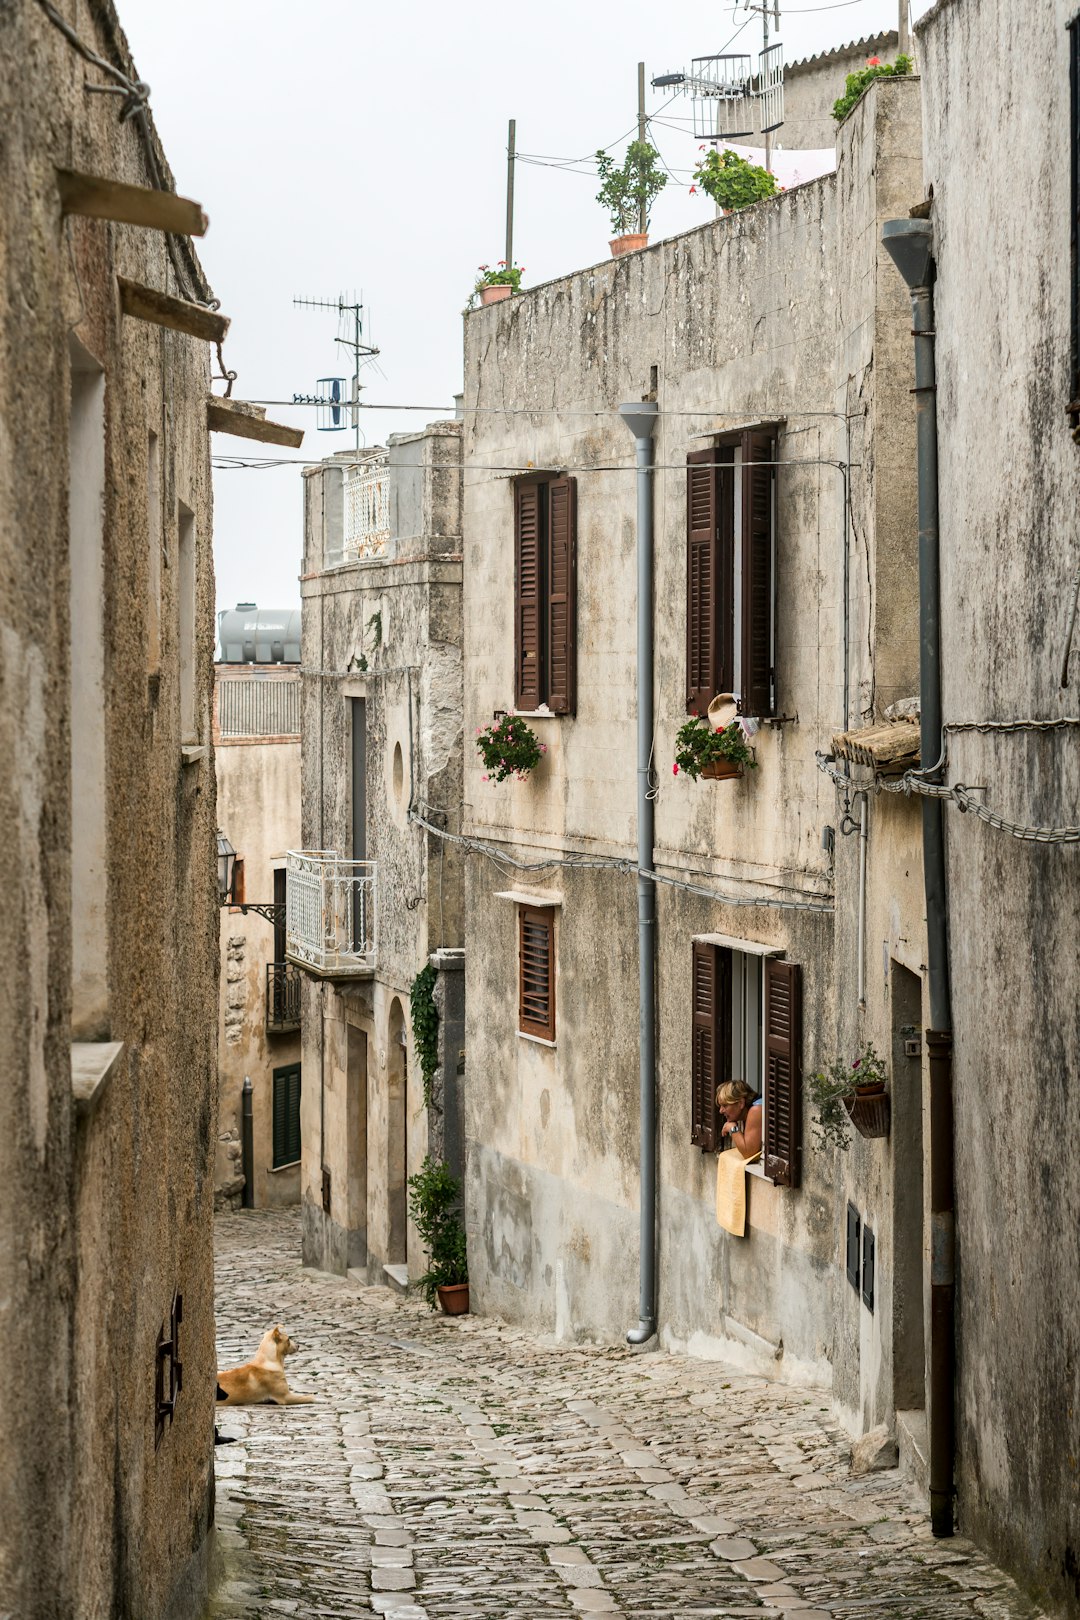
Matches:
[652,2,783,171]
[292,294,380,452]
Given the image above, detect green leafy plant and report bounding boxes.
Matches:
[476,712,545,783]
[673,717,757,780]
[595,140,668,236]
[469,262,525,309]
[407,1156,468,1307]
[410,963,439,1113]
[691,147,778,213]
[808,1042,888,1151]
[832,53,913,124]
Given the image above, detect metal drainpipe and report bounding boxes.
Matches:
[240,1076,254,1209]
[881,217,955,1538]
[619,400,659,1347]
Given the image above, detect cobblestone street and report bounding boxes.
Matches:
[209,1211,1044,1620]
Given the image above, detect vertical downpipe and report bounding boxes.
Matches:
[240,1076,254,1209]
[619,401,659,1346]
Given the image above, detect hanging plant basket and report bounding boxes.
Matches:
[844,1086,890,1140]
[700,758,744,781]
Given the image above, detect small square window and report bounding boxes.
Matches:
[518,907,555,1040]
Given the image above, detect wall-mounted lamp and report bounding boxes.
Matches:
[216,829,237,905]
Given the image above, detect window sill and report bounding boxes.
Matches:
[495,888,563,908]
[180,744,207,767]
[268,1159,300,1174]
[517,1031,556,1049]
[745,1160,768,1180]
[72,1040,124,1120]
[509,707,563,721]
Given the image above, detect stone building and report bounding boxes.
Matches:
[459,72,930,1454]
[214,609,302,1210]
[0,1,220,1614]
[294,426,465,1285]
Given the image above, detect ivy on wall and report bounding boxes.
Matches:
[410,963,440,1113]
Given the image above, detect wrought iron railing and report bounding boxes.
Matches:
[343,450,390,561]
[285,851,377,975]
[266,960,302,1033]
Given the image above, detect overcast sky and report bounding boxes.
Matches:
[116,0,930,624]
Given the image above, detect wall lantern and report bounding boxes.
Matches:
[216,829,237,906]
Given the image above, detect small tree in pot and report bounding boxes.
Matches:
[595,141,667,254]
[407,1156,469,1313]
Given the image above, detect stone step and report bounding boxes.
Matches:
[383,1262,410,1295]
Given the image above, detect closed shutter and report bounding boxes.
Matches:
[740,430,776,718]
[273,1064,302,1168]
[546,477,577,714]
[691,942,728,1152]
[286,1066,302,1164]
[686,449,719,716]
[519,907,555,1040]
[515,481,543,711]
[763,959,801,1186]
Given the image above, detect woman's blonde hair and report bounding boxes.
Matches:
[716,1079,756,1108]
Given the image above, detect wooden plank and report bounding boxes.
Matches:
[207,397,303,449]
[118,277,229,342]
[57,169,208,236]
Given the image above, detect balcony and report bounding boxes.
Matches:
[343,450,390,562]
[285,851,377,978]
[266,960,302,1034]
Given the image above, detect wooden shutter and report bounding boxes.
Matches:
[519,907,555,1040]
[763,959,801,1186]
[273,1064,302,1167]
[686,449,719,716]
[740,430,776,718]
[546,477,576,714]
[691,942,728,1152]
[514,481,543,711]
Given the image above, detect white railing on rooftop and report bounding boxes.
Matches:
[344,451,390,561]
[285,851,377,975]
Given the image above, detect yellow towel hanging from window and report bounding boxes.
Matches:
[715,1147,761,1237]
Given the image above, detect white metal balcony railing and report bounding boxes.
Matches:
[343,451,390,562]
[285,851,377,976]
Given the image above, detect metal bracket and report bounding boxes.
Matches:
[238,903,286,926]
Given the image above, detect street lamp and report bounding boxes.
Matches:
[216,830,237,906]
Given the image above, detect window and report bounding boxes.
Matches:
[686,429,777,719]
[690,942,801,1185]
[518,906,555,1040]
[514,476,577,713]
[272,1062,302,1168]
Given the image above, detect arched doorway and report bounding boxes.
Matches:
[387,998,408,1264]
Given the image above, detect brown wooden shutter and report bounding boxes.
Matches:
[691,942,728,1152]
[546,477,576,715]
[740,430,776,718]
[519,907,555,1040]
[515,481,542,711]
[686,449,719,717]
[764,958,801,1186]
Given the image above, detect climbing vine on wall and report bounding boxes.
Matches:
[410,963,440,1113]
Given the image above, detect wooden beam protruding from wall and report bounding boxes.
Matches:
[57,169,208,236]
[207,396,304,450]
[118,278,229,343]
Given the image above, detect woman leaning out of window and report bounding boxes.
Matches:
[718,1079,762,1159]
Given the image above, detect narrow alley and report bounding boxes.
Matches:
[210,1212,1043,1620]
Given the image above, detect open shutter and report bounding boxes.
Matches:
[546,477,576,714]
[740,430,776,718]
[764,958,801,1186]
[686,449,719,717]
[515,481,543,711]
[691,942,727,1152]
[286,1066,302,1165]
[519,907,555,1040]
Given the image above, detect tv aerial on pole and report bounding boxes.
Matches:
[291,294,380,453]
[652,2,784,171]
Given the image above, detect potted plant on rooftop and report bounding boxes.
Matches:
[595,140,667,256]
[407,1155,470,1314]
[472,262,525,308]
[690,146,778,214]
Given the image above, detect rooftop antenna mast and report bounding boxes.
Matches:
[653,2,783,171]
[736,0,783,171]
[292,294,380,453]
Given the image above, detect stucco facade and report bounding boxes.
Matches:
[296,426,465,1285]
[460,77,931,1445]
[916,0,1080,1609]
[0,2,218,1615]
[214,662,302,1209]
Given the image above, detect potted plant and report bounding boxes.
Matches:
[832,53,913,125]
[476,712,546,783]
[472,262,525,308]
[595,140,667,256]
[407,1155,469,1314]
[673,716,757,781]
[690,146,778,214]
[807,1042,890,1151]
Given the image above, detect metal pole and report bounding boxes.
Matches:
[763,5,772,174]
[240,1076,254,1209]
[637,64,647,236]
[856,791,868,1008]
[505,119,516,275]
[619,401,659,1347]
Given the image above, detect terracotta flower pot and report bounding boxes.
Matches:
[609,233,648,257]
[700,758,744,781]
[479,284,511,306]
[436,1282,470,1315]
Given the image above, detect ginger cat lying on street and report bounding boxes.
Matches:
[215,1324,315,1406]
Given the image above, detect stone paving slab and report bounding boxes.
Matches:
[207,1210,1047,1620]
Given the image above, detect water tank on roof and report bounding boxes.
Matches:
[217,604,302,664]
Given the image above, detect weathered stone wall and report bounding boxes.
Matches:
[917,0,1080,1609]
[767,30,902,151]
[0,2,218,1615]
[461,78,927,1428]
[298,425,465,1283]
